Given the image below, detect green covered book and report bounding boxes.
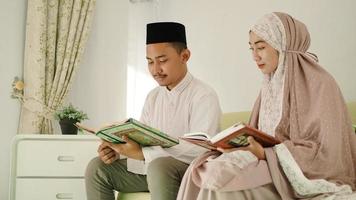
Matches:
[76,118,179,148]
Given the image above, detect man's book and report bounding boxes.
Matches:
[75,118,179,148]
[180,122,280,150]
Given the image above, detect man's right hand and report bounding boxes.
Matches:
[98,141,120,164]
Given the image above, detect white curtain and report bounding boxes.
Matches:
[18,0,96,134]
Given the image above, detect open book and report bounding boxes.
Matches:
[180,122,280,150]
[76,118,179,148]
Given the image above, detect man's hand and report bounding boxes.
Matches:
[107,136,145,160]
[217,136,266,160]
[98,142,120,164]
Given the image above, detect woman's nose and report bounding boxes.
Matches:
[252,51,260,62]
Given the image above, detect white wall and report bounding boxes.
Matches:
[68,0,129,127]
[70,0,356,121]
[145,0,356,112]
[0,1,26,200]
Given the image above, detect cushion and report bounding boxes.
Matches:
[220,111,251,129]
[117,192,150,200]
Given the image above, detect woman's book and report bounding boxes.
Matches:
[75,118,179,148]
[180,122,280,150]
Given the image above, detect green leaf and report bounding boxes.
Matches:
[54,103,89,122]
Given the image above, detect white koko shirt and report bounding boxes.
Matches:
[127,72,221,174]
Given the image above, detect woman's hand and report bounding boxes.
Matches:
[217,136,266,160]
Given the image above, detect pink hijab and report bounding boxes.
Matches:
[249,12,356,192]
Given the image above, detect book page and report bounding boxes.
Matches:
[75,123,96,134]
[182,132,210,141]
[98,119,128,131]
[210,122,244,143]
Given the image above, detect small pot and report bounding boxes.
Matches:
[59,118,79,135]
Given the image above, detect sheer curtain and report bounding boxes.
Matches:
[18,0,96,134]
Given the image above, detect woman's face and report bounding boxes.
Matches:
[249,31,279,74]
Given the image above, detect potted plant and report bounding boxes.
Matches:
[54,104,89,135]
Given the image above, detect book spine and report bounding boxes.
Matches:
[96,131,125,144]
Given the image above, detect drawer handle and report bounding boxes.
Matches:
[56,193,74,199]
[57,156,75,162]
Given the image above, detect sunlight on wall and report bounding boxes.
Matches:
[126,65,156,119]
[126,1,158,119]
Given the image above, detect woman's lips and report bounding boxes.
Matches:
[258,64,265,69]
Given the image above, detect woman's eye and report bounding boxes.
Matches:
[257,47,265,50]
[159,59,167,63]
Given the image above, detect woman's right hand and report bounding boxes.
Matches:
[98,141,120,164]
[217,136,266,160]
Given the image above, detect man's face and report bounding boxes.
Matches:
[146,43,189,90]
[249,32,279,74]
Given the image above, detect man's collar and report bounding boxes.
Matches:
[165,72,193,95]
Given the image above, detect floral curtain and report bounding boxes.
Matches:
[18,0,96,134]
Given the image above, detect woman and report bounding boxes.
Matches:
[177,12,356,200]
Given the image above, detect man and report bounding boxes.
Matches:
[85,22,221,200]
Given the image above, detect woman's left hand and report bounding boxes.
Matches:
[217,136,266,160]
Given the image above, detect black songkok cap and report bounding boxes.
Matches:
[146,22,186,45]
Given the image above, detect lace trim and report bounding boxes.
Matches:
[251,13,286,136]
[275,144,356,199]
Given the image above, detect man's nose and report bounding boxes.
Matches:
[152,62,162,74]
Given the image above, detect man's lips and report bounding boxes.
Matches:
[154,75,167,80]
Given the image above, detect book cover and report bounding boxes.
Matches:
[76,118,179,148]
[180,122,280,150]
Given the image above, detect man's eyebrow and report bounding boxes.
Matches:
[155,55,167,59]
[146,55,167,60]
[248,40,266,45]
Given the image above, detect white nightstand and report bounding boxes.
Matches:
[9,134,100,200]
